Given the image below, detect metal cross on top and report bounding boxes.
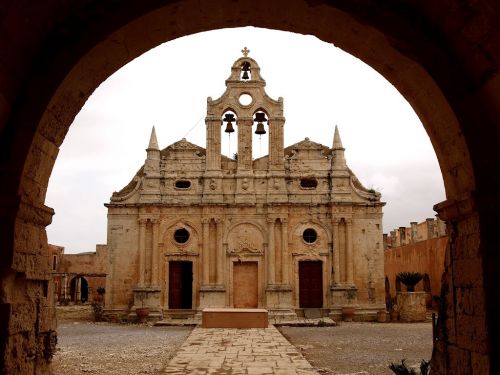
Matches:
[241,47,250,57]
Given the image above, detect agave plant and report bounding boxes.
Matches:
[389,359,430,375]
[397,272,424,292]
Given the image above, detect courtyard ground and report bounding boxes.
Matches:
[280,322,433,375]
[53,306,433,375]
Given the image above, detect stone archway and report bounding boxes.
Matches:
[0,1,499,374]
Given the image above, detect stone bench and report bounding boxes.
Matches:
[201,308,268,328]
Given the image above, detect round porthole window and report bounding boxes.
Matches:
[239,93,253,106]
[303,228,317,244]
[174,228,190,244]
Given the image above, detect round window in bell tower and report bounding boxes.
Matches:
[239,93,253,106]
[174,228,190,244]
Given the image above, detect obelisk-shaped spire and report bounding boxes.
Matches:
[147,126,159,150]
[332,125,347,170]
[332,125,344,150]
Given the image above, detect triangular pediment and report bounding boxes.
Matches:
[284,138,330,157]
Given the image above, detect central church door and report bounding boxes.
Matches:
[233,262,258,308]
[299,261,323,308]
[169,261,193,309]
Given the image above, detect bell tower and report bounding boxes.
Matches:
[203,47,286,204]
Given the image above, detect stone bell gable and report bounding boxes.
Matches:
[104,49,385,322]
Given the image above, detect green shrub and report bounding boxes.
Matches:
[397,272,424,292]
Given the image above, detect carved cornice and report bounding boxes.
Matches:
[434,192,476,222]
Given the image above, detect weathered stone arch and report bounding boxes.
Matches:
[292,219,332,244]
[225,222,265,251]
[0,1,498,374]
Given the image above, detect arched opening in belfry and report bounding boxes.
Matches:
[221,110,238,159]
[1,2,498,374]
[252,109,269,159]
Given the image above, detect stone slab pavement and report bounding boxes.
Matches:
[162,326,320,374]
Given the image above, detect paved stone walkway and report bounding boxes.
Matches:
[162,326,320,374]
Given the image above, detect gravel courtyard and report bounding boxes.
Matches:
[53,307,432,375]
[52,320,192,375]
[280,322,433,375]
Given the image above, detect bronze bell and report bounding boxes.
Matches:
[241,62,251,80]
[254,112,267,135]
[255,122,266,135]
[225,122,235,133]
[223,113,236,133]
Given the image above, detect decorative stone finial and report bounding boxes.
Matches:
[241,47,250,57]
[333,125,344,150]
[148,126,159,150]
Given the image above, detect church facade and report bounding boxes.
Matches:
[103,51,385,321]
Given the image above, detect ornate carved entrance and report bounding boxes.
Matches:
[233,262,258,308]
[168,261,193,309]
[299,261,323,308]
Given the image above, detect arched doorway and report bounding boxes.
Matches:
[69,276,89,304]
[0,2,498,374]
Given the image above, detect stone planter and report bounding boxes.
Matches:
[396,292,426,322]
[135,307,150,323]
[341,306,355,322]
[376,310,387,322]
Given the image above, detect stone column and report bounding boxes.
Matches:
[151,219,159,285]
[383,233,388,250]
[390,230,397,248]
[75,277,81,302]
[332,219,340,284]
[205,117,221,171]
[399,226,406,246]
[267,218,275,285]
[138,218,147,286]
[63,274,68,300]
[410,222,418,243]
[215,218,224,285]
[426,218,435,239]
[202,219,210,285]
[237,117,253,171]
[346,219,354,284]
[268,116,285,170]
[281,218,289,284]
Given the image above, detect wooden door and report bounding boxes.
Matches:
[169,261,193,309]
[233,262,258,308]
[299,261,323,308]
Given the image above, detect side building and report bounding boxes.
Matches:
[49,244,107,304]
[384,217,447,308]
[104,52,386,322]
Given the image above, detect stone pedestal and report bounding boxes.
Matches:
[396,292,426,322]
[330,284,358,306]
[199,284,226,308]
[266,284,293,308]
[130,286,162,321]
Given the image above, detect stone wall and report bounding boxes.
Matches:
[385,236,447,299]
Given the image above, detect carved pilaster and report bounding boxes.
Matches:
[267,218,276,285]
[138,218,147,286]
[201,218,210,285]
[151,219,159,286]
[215,218,225,285]
[332,219,340,284]
[346,219,354,285]
[281,218,289,284]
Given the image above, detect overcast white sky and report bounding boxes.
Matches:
[46,27,445,254]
